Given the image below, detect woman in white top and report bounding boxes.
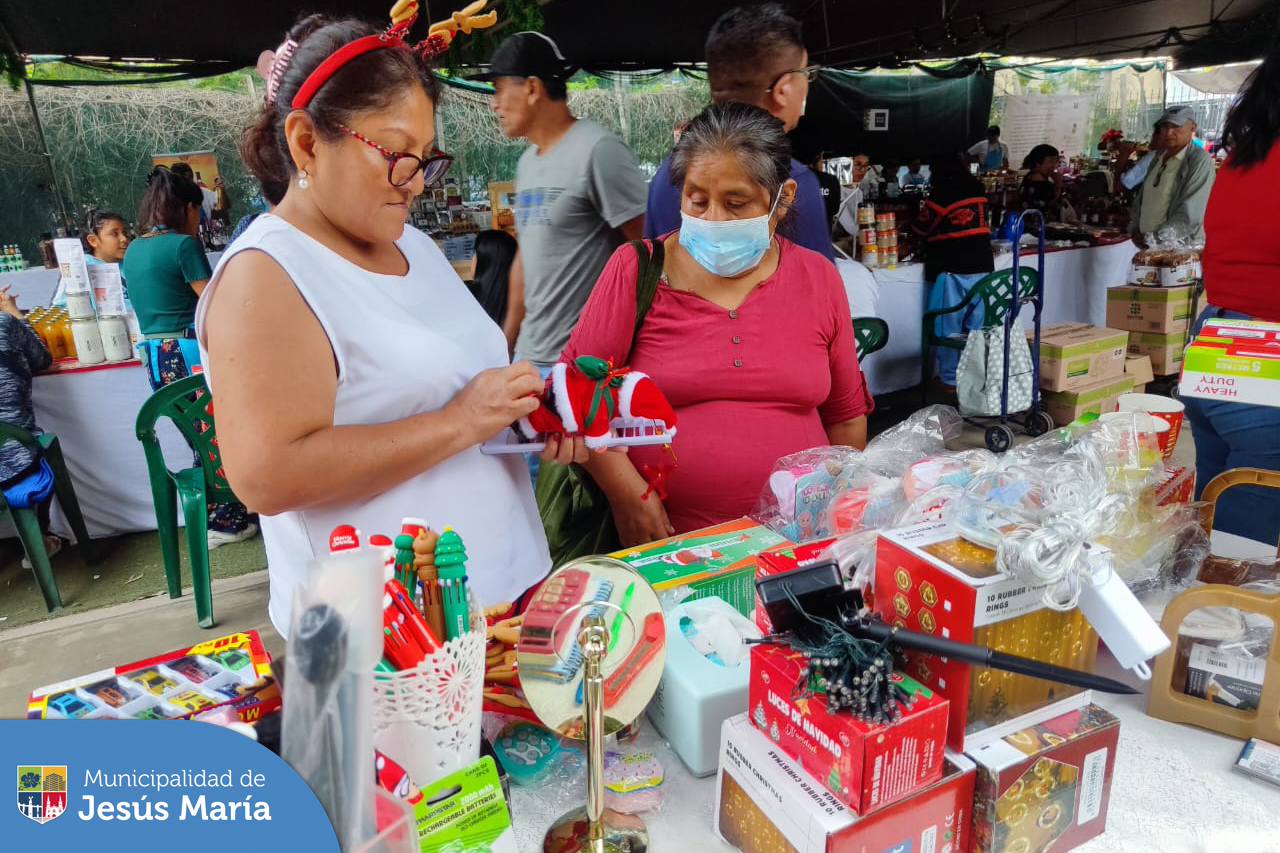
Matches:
[197,14,586,636]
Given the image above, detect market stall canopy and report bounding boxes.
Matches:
[1173,62,1262,94]
[1,0,1276,70]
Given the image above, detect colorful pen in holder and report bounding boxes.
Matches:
[435,528,471,641]
[393,534,417,590]
[388,578,442,654]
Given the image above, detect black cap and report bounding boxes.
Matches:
[468,32,575,82]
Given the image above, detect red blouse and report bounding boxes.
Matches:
[1203,144,1280,321]
[561,236,873,534]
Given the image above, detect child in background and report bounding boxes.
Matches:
[83,209,130,265]
[82,208,133,317]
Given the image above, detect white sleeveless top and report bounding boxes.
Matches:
[195,214,549,636]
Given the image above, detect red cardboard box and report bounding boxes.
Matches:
[1200,317,1280,342]
[874,522,1098,752]
[749,643,949,814]
[717,713,975,853]
[28,631,276,722]
[968,704,1120,853]
[754,537,839,634]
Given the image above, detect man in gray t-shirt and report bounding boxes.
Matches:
[473,33,647,365]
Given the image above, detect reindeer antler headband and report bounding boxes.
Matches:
[260,0,497,109]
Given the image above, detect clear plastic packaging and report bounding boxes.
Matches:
[752,406,962,542]
[283,549,383,852]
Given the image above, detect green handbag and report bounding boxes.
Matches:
[535,239,666,567]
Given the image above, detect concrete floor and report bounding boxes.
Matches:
[0,571,280,718]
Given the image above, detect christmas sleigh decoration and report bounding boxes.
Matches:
[482,356,678,454]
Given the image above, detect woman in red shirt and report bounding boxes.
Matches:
[562,102,872,543]
[1182,45,1280,543]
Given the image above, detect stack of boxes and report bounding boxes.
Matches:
[1180,317,1280,408]
[1106,284,1197,377]
[712,517,1122,853]
[1034,323,1132,425]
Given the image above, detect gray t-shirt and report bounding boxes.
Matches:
[514,119,647,362]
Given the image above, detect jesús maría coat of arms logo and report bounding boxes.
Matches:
[17,765,68,824]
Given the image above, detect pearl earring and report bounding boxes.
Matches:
[298,169,310,189]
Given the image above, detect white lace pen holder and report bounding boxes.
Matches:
[372,595,487,785]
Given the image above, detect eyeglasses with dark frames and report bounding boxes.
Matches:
[339,124,454,188]
[765,64,821,93]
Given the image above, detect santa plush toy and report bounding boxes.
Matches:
[514,356,677,450]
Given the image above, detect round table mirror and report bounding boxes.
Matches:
[517,556,666,739]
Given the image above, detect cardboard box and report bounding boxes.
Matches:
[716,713,976,853]
[754,538,840,633]
[749,643,949,814]
[874,522,1098,752]
[1127,330,1187,375]
[1124,354,1154,393]
[1200,317,1280,343]
[1180,336,1280,407]
[1105,286,1194,333]
[968,704,1120,853]
[610,518,790,616]
[1035,324,1128,392]
[28,631,276,722]
[1041,374,1135,426]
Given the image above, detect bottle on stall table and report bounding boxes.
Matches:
[70,317,103,365]
[97,315,132,362]
[48,312,70,360]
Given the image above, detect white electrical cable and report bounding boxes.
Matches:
[992,436,1125,609]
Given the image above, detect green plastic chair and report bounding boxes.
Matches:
[0,424,98,611]
[853,317,889,362]
[135,373,237,628]
[920,267,1039,405]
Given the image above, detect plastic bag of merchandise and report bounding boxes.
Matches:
[1130,235,1203,288]
[817,448,997,594]
[959,416,1168,608]
[752,446,864,541]
[822,469,904,537]
[861,405,964,476]
[1106,500,1210,596]
[816,404,970,536]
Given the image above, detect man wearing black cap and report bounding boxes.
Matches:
[1130,105,1215,248]
[472,32,647,374]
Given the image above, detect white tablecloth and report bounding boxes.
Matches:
[32,363,192,539]
[0,266,61,308]
[841,242,1138,394]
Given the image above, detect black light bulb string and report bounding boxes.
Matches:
[750,582,915,725]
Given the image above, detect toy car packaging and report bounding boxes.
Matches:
[28,631,275,722]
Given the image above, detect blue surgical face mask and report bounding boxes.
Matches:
[679,189,782,278]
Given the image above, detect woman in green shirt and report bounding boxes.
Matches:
[123,166,256,548]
